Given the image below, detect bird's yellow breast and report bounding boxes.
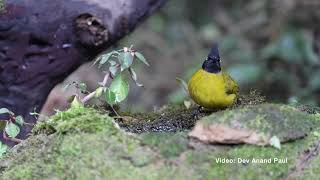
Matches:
[188,69,238,109]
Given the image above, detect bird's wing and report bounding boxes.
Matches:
[222,71,239,94]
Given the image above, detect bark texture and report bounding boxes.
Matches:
[0,0,167,143]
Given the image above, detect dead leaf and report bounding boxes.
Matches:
[184,100,192,109]
[188,123,269,145]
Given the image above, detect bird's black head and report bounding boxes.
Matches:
[202,43,221,73]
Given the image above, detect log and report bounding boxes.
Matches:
[0,0,167,144]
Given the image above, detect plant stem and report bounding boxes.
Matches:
[110,105,120,116]
[81,71,111,104]
[3,131,22,144]
[81,91,96,104]
[102,71,111,86]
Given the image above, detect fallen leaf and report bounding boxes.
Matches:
[188,123,269,145]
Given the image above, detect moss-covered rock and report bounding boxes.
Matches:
[190,104,320,145]
[32,106,115,134]
[0,103,320,179]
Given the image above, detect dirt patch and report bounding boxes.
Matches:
[117,105,209,133]
[117,90,266,133]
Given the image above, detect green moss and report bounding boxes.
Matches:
[140,132,189,158]
[200,103,320,142]
[33,106,115,134]
[298,151,320,179]
[1,107,168,179]
[1,104,320,179]
[207,139,309,179]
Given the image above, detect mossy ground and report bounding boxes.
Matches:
[1,98,320,179]
[199,104,320,142]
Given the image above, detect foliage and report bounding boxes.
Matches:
[0,0,4,12]
[0,108,28,155]
[0,141,7,158]
[64,46,149,113]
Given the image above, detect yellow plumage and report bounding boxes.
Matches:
[188,69,239,109]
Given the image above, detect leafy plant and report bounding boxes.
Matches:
[65,46,149,115]
[0,0,5,12]
[0,108,27,144]
[0,141,7,158]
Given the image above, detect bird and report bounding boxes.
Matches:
[188,44,239,109]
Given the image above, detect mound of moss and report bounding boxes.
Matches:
[192,104,320,144]
[0,103,320,179]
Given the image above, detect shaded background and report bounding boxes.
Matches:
[42,0,320,115]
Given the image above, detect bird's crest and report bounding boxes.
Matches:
[202,43,221,73]
[208,43,220,61]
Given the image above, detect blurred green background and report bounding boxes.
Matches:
[49,0,320,113]
[120,0,320,110]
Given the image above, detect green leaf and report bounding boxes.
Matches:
[313,131,320,138]
[5,122,20,138]
[129,67,143,87]
[79,83,87,92]
[109,74,129,103]
[134,52,149,66]
[99,53,113,66]
[0,108,13,115]
[119,52,133,71]
[0,141,8,158]
[109,60,117,66]
[95,87,104,98]
[105,89,116,105]
[15,116,24,126]
[109,65,118,76]
[94,51,117,66]
[0,121,6,131]
[176,77,189,95]
[269,136,281,150]
[71,96,83,108]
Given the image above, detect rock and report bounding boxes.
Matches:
[189,104,320,147]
